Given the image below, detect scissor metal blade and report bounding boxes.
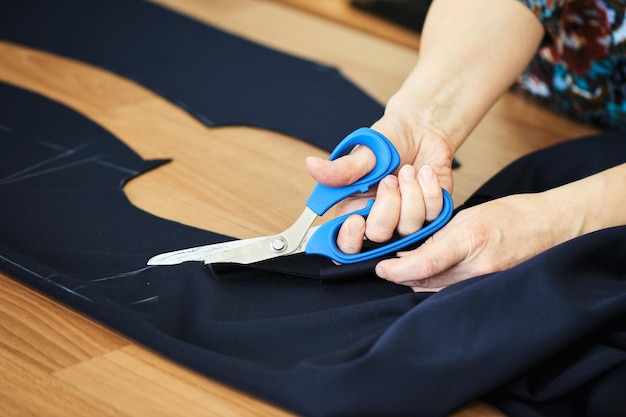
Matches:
[148,208,320,266]
[200,226,319,264]
[199,236,278,264]
[147,236,267,266]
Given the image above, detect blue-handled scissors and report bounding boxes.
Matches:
[147,127,454,266]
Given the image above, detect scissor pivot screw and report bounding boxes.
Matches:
[270,238,287,253]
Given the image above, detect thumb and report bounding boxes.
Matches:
[306,144,377,187]
[375,231,470,287]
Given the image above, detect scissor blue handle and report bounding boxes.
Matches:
[306,127,401,216]
[305,189,454,263]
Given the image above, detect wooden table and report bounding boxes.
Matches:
[0,1,598,416]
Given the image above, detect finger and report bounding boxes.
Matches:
[397,164,426,236]
[336,214,366,254]
[365,175,401,243]
[410,278,452,292]
[410,283,446,293]
[417,165,443,221]
[408,262,478,291]
[305,145,376,187]
[374,231,469,285]
[333,187,377,217]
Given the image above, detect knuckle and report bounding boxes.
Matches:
[467,223,490,252]
[366,227,394,243]
[418,278,431,287]
[422,185,441,199]
[420,256,440,277]
[396,222,421,237]
[410,278,434,289]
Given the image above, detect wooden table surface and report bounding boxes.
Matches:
[0,1,599,416]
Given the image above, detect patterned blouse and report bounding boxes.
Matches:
[514,0,626,129]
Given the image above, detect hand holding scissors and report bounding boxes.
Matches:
[148,127,453,266]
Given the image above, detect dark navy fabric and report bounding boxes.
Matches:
[2,82,626,417]
[0,0,384,151]
[0,0,461,169]
[0,0,625,415]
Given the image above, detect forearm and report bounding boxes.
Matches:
[541,163,626,243]
[385,0,544,150]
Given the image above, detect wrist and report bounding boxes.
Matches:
[536,165,626,244]
[383,72,474,153]
[370,109,456,192]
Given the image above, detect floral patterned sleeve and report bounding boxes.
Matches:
[513,0,626,129]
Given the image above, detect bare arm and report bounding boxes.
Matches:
[308,0,544,187]
[307,0,545,251]
[385,0,545,153]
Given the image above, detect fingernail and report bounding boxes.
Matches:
[375,264,387,279]
[419,165,435,181]
[383,175,399,188]
[305,156,323,168]
[348,217,364,235]
[399,164,416,181]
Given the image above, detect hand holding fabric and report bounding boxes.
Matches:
[376,192,567,291]
[377,163,626,291]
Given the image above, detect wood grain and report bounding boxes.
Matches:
[0,0,599,416]
[265,0,422,50]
